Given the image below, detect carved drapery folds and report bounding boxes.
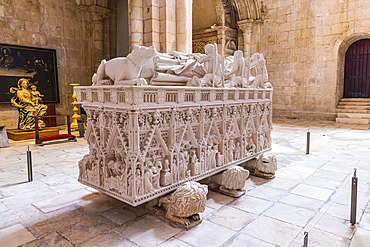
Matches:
[76,85,273,206]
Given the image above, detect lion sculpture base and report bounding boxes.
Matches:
[242,153,277,179]
[205,166,250,198]
[146,181,208,230]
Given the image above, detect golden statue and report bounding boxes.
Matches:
[10,78,48,131]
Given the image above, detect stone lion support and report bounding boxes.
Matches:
[205,166,250,197]
[242,153,277,179]
[146,181,208,229]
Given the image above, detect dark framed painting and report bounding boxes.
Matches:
[0,43,59,104]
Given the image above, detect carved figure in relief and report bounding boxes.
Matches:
[179,152,188,180]
[160,159,171,187]
[249,53,272,88]
[92,45,156,86]
[127,168,133,196]
[158,181,208,226]
[135,168,142,196]
[191,44,225,88]
[225,50,248,88]
[171,156,179,183]
[152,161,162,190]
[144,160,155,194]
[209,145,218,169]
[234,142,241,160]
[228,139,235,162]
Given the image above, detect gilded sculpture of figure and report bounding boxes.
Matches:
[30,85,44,105]
[10,78,47,131]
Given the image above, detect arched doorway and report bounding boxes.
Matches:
[343,39,370,98]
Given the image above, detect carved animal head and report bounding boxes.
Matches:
[128,45,156,67]
[221,166,249,190]
[256,153,277,174]
[168,181,208,217]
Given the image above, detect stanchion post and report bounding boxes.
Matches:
[303,231,308,247]
[350,168,358,225]
[306,129,310,154]
[27,146,33,182]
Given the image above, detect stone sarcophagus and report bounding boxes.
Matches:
[76,85,272,206]
[75,44,274,207]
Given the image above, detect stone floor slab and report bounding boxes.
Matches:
[263,202,314,227]
[32,188,96,213]
[229,195,274,215]
[157,237,192,247]
[246,186,288,202]
[242,215,302,247]
[359,212,370,231]
[21,232,73,247]
[314,214,355,239]
[58,215,117,246]
[0,224,35,247]
[175,220,236,247]
[349,228,370,247]
[208,205,257,231]
[279,193,324,211]
[78,231,135,247]
[206,190,235,210]
[113,215,182,247]
[291,184,334,201]
[227,233,276,247]
[102,207,137,225]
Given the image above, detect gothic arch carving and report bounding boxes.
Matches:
[232,0,263,21]
[336,33,370,104]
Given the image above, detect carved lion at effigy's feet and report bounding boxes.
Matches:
[92,45,156,86]
[156,181,208,227]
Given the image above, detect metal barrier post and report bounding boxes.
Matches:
[303,231,308,247]
[27,146,33,182]
[306,129,310,154]
[350,168,358,225]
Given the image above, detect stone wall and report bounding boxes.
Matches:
[249,0,370,120]
[0,0,116,129]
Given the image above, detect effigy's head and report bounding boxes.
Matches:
[18,78,29,89]
[204,44,214,54]
[234,50,243,59]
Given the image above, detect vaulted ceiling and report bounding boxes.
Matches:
[232,0,263,20]
[212,0,264,25]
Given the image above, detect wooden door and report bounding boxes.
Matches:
[344,39,370,98]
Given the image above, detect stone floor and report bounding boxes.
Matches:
[0,119,370,247]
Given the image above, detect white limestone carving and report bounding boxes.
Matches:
[156,181,208,226]
[92,45,156,86]
[255,153,277,178]
[91,44,272,89]
[206,166,250,197]
[76,44,274,207]
[221,166,250,190]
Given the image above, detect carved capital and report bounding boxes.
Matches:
[89,5,110,21]
[237,20,254,34]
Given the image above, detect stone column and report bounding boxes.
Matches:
[131,0,144,50]
[215,26,226,57]
[143,0,160,51]
[89,5,110,69]
[176,0,192,53]
[237,20,253,58]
